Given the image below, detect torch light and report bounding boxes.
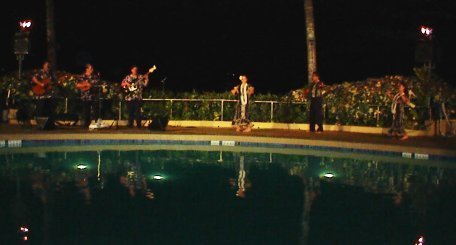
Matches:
[19,19,32,32]
[420,26,432,39]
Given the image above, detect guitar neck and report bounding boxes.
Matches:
[146,66,157,76]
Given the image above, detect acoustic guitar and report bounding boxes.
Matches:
[122,65,157,95]
[76,80,92,92]
[32,77,52,96]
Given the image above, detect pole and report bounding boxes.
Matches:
[305,0,317,85]
[221,100,224,121]
[64,98,68,114]
[17,54,24,80]
[118,101,122,122]
[270,101,274,122]
[46,0,58,68]
[170,99,173,118]
[98,85,102,126]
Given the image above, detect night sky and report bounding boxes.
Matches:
[1,0,455,94]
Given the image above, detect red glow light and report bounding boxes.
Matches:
[19,226,29,233]
[420,26,432,37]
[414,235,424,245]
[19,20,32,31]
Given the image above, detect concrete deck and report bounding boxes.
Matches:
[1,123,455,158]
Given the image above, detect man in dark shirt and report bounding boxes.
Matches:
[306,72,324,133]
[121,65,156,128]
[31,61,57,129]
[76,64,101,128]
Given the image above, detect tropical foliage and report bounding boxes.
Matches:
[1,68,454,129]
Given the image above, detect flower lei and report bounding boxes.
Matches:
[240,83,248,105]
[391,92,404,114]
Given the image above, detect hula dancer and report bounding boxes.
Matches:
[231,74,254,132]
[386,82,415,140]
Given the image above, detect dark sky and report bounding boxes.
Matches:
[1,0,455,94]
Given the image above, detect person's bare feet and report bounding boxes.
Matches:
[399,134,409,140]
[243,127,252,133]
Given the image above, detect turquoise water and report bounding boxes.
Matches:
[1,146,455,244]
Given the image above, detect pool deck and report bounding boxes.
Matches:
[1,123,456,158]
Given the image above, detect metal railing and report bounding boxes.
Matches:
[134,99,307,122]
[12,97,452,126]
[49,97,308,122]
[56,98,438,122]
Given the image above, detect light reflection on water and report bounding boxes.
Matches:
[0,148,455,244]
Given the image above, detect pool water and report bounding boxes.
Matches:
[1,148,455,244]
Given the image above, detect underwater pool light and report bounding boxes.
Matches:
[153,175,164,180]
[323,173,335,178]
[77,164,88,170]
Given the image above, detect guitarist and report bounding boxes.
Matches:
[121,65,156,128]
[31,61,57,129]
[76,63,101,128]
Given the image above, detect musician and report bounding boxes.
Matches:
[305,72,325,133]
[31,61,57,129]
[121,65,153,128]
[76,64,101,128]
[231,74,254,132]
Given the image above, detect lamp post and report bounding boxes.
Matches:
[415,25,433,72]
[420,26,433,39]
[415,25,435,135]
[4,19,31,112]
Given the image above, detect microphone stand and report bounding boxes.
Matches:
[97,84,102,127]
[160,77,167,96]
[88,84,106,130]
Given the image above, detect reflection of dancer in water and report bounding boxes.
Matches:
[236,155,247,198]
[234,155,251,198]
[228,154,250,198]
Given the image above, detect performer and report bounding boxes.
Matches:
[386,82,415,140]
[231,74,254,132]
[76,64,101,128]
[304,72,325,133]
[121,65,156,128]
[31,61,57,129]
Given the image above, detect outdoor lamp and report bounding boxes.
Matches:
[420,26,432,38]
[19,19,32,31]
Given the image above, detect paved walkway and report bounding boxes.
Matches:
[1,123,455,154]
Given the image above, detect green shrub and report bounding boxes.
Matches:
[1,69,454,129]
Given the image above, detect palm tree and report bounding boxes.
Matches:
[305,0,317,85]
[46,0,57,69]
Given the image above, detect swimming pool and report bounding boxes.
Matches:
[1,144,455,244]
